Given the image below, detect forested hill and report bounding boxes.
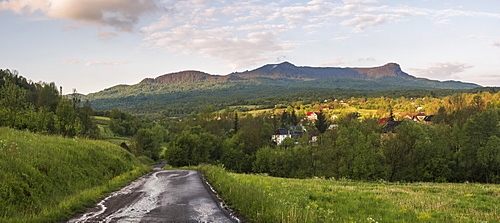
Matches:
[232,62,415,80]
[83,62,481,117]
[139,70,241,85]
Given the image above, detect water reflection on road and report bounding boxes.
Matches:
[67,169,237,223]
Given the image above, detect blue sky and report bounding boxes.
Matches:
[1,0,499,94]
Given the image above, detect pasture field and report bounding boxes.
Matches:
[93,116,131,146]
[0,127,150,222]
[198,164,500,223]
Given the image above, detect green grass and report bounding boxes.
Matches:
[93,116,132,146]
[198,164,500,223]
[92,116,111,125]
[0,127,151,222]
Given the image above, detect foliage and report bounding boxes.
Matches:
[314,111,329,133]
[0,69,99,138]
[162,126,222,166]
[0,127,150,222]
[159,94,500,183]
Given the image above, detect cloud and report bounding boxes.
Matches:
[410,62,474,79]
[141,0,500,69]
[144,25,290,69]
[333,36,351,41]
[435,19,452,25]
[358,57,377,62]
[436,8,500,19]
[142,1,301,69]
[0,0,160,32]
[340,13,394,32]
[492,41,500,47]
[98,31,118,40]
[464,35,480,39]
[275,55,289,63]
[62,58,80,64]
[343,0,378,3]
[62,25,79,30]
[85,60,130,67]
[275,0,334,28]
[318,57,348,67]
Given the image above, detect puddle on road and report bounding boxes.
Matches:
[67,170,237,223]
[68,171,170,223]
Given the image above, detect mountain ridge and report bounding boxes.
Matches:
[232,62,415,80]
[83,61,481,117]
[138,62,476,86]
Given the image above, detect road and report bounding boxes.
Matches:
[67,166,238,222]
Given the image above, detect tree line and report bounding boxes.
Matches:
[0,69,98,138]
[0,70,167,162]
[159,92,500,184]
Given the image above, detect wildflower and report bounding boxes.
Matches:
[417,213,432,219]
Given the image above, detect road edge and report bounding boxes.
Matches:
[196,170,246,223]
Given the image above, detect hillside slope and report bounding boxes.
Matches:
[83,62,480,117]
[233,62,415,80]
[0,127,150,222]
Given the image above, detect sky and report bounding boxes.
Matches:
[1,0,499,94]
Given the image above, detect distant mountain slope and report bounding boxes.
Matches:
[233,62,415,80]
[140,70,241,85]
[83,61,481,117]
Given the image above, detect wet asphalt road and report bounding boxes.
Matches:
[67,168,237,223]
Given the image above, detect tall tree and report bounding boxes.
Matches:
[315,111,329,134]
[460,110,500,182]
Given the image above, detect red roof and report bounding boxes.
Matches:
[378,118,389,125]
[307,112,318,116]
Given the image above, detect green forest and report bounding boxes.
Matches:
[155,91,500,184]
[3,69,500,185]
[0,69,166,160]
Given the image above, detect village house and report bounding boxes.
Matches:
[271,128,304,145]
[307,112,318,121]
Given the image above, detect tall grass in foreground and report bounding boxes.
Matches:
[198,164,500,223]
[0,127,151,222]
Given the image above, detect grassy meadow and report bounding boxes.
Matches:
[93,116,132,145]
[0,127,151,222]
[198,164,500,223]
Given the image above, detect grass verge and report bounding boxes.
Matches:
[0,127,151,222]
[197,164,500,223]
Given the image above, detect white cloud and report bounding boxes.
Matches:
[140,0,500,69]
[410,62,474,79]
[464,35,480,39]
[98,31,118,40]
[340,13,394,32]
[435,19,452,25]
[85,60,130,67]
[333,36,351,41]
[492,41,500,47]
[144,25,290,69]
[318,57,348,67]
[62,58,80,64]
[0,0,160,32]
[436,8,500,19]
[62,24,79,30]
[276,0,333,28]
[142,1,301,69]
[358,57,377,62]
[343,0,378,3]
